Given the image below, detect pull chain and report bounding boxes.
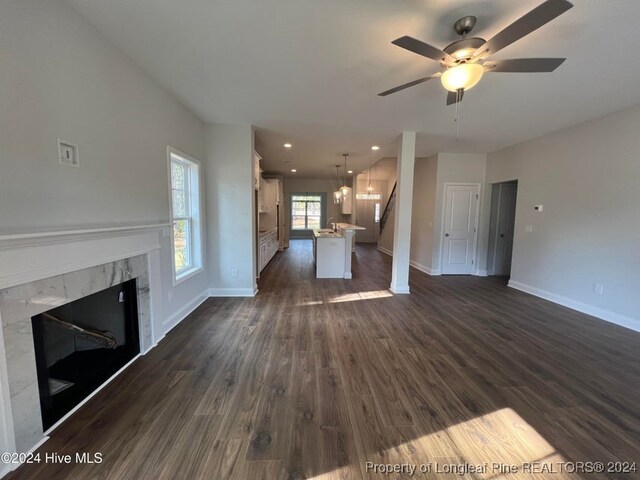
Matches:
[454,89,462,141]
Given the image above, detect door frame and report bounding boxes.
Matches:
[439,183,481,275]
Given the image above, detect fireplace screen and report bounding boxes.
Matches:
[31,279,140,430]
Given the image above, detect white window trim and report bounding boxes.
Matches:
[167,146,204,286]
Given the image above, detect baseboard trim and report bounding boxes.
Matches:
[389,284,410,294]
[162,289,209,333]
[209,287,257,297]
[475,269,488,277]
[409,260,440,276]
[3,435,50,475]
[508,280,640,333]
[379,248,442,276]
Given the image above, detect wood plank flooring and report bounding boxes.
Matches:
[8,240,640,479]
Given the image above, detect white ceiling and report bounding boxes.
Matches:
[66,0,640,178]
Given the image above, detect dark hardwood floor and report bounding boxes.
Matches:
[9,240,640,479]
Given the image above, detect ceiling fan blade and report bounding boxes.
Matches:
[378,73,441,96]
[484,58,566,72]
[392,36,454,64]
[446,90,464,106]
[472,0,573,60]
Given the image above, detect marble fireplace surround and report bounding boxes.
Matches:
[0,225,165,457]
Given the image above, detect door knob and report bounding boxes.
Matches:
[500,233,505,237]
[445,233,450,237]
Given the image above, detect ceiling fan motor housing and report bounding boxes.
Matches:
[444,37,486,63]
[453,15,477,36]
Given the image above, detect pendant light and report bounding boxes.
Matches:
[367,165,374,192]
[333,165,343,204]
[340,154,350,197]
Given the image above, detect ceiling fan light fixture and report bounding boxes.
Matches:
[440,63,484,92]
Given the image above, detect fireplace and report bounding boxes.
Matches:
[0,249,155,454]
[30,279,140,430]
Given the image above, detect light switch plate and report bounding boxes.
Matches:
[58,139,79,167]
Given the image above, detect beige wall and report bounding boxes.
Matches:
[205,124,256,294]
[484,105,640,327]
[376,159,398,253]
[378,153,487,274]
[431,153,487,273]
[409,155,438,270]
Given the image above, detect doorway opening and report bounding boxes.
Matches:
[487,180,518,278]
[355,192,382,243]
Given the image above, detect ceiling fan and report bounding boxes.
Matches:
[379,0,573,105]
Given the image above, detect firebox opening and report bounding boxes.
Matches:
[31,279,140,430]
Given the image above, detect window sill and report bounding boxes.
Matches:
[174,266,204,286]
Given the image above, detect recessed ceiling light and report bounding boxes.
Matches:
[348,170,353,174]
[371,145,380,151]
[284,143,292,148]
[290,169,297,173]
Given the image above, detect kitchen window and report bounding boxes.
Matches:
[291,194,324,231]
[168,147,203,284]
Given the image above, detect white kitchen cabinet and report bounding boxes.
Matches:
[313,232,346,278]
[259,177,272,213]
[258,229,278,272]
[254,151,262,190]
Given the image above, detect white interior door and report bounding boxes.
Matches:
[441,184,480,274]
[493,183,517,275]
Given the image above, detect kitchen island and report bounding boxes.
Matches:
[312,223,365,279]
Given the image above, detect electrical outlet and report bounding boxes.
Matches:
[231,268,239,278]
[525,224,533,232]
[58,139,79,167]
[593,283,604,295]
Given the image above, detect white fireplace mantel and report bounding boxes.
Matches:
[0,223,168,471]
[0,223,169,290]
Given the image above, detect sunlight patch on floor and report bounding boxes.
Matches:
[297,290,394,307]
[310,408,579,479]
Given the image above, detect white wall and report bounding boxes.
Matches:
[0,0,210,333]
[205,124,257,296]
[485,105,640,328]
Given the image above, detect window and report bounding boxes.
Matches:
[374,202,381,223]
[291,194,323,230]
[168,147,203,284]
[355,193,382,200]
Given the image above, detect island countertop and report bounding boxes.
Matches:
[336,222,366,231]
[313,229,344,238]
